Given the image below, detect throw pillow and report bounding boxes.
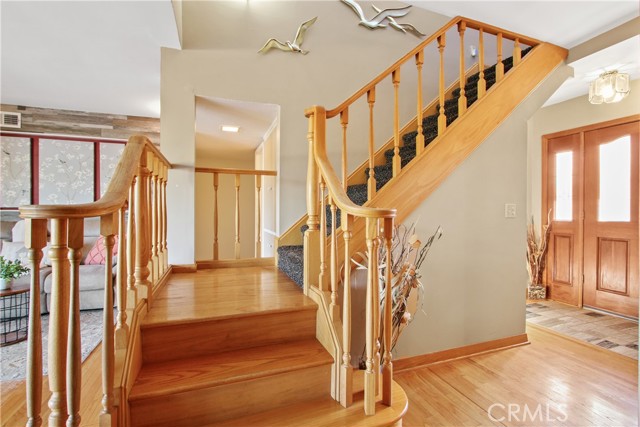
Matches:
[84,235,119,265]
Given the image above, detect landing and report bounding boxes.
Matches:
[144,266,315,326]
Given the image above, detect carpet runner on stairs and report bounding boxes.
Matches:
[278,48,531,288]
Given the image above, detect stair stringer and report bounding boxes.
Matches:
[334,42,567,250]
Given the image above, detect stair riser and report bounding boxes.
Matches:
[129,364,331,427]
[141,309,317,364]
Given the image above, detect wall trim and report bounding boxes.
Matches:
[196,257,275,269]
[394,333,529,372]
[171,264,198,273]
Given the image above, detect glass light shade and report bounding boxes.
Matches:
[589,71,630,104]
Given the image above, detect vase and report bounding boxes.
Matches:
[527,284,546,300]
[0,278,13,291]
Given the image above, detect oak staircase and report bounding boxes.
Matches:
[15,15,567,427]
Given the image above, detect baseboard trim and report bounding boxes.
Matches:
[394,333,529,372]
[171,264,198,273]
[152,266,172,298]
[196,257,275,269]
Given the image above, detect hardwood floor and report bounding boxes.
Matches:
[396,326,638,427]
[2,266,636,427]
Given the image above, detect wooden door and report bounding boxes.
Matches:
[545,133,582,306]
[583,122,639,318]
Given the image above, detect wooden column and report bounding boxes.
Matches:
[162,164,169,269]
[134,152,151,303]
[48,218,70,427]
[318,180,328,292]
[513,37,522,66]
[364,217,378,415]
[415,50,425,157]
[25,218,47,427]
[457,22,468,116]
[340,213,353,407]
[99,214,116,427]
[213,172,219,260]
[478,28,487,99]
[234,174,241,259]
[150,158,159,283]
[437,34,447,135]
[367,88,377,200]
[303,110,321,294]
[329,198,338,320]
[496,32,504,82]
[115,206,129,350]
[255,174,262,258]
[66,218,84,427]
[340,108,349,190]
[126,180,137,318]
[381,217,394,406]
[392,68,401,177]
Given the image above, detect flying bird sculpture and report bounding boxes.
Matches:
[340,0,411,29]
[258,17,317,55]
[372,5,425,37]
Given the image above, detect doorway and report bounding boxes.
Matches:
[543,116,639,319]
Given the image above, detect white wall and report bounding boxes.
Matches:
[526,78,640,227]
[393,63,573,358]
[255,119,279,257]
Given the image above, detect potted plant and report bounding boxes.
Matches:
[526,210,551,300]
[0,256,30,291]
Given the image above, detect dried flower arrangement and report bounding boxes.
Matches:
[354,223,442,368]
[526,210,552,299]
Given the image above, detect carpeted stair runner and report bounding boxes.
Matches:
[278,48,531,288]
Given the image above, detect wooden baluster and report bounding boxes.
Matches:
[134,151,151,303]
[159,165,167,275]
[367,88,377,200]
[304,110,321,295]
[213,172,219,260]
[364,217,379,415]
[318,179,328,292]
[99,214,116,427]
[115,206,129,350]
[255,174,263,258]
[234,174,241,259]
[478,28,486,99]
[496,32,504,82]
[340,213,353,407]
[25,219,47,427]
[150,158,159,283]
[126,180,137,317]
[458,22,468,116]
[437,34,447,135]
[146,151,154,285]
[415,50,425,157]
[48,218,70,427]
[381,217,394,406]
[162,164,169,269]
[66,218,84,427]
[329,196,338,320]
[392,68,401,177]
[513,37,522,66]
[340,108,349,190]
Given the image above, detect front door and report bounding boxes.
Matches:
[583,121,639,318]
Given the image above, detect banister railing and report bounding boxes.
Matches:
[19,135,171,427]
[195,167,277,262]
[304,17,541,416]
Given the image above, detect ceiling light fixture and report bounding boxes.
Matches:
[588,70,630,104]
[221,125,240,133]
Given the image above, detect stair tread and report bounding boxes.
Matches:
[130,338,332,401]
[212,379,408,427]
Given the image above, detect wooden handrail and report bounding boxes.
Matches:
[195,167,277,176]
[326,16,541,118]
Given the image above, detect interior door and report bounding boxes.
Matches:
[546,133,582,306]
[583,121,639,318]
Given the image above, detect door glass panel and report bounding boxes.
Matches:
[555,151,573,221]
[599,136,630,222]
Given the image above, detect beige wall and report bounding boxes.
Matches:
[162,1,473,264]
[195,152,256,260]
[255,120,279,257]
[526,78,640,227]
[393,64,572,358]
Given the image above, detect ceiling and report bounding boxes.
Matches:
[195,96,279,158]
[0,1,638,119]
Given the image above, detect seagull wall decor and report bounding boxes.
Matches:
[258,17,317,55]
[372,5,425,37]
[340,0,411,30]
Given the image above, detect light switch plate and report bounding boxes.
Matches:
[505,203,517,218]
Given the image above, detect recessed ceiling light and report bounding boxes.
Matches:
[221,125,240,133]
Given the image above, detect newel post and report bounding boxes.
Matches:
[303,107,323,295]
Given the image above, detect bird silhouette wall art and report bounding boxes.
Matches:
[258,17,318,55]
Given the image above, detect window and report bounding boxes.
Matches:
[599,136,631,222]
[555,151,573,221]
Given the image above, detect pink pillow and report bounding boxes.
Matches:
[84,235,119,265]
